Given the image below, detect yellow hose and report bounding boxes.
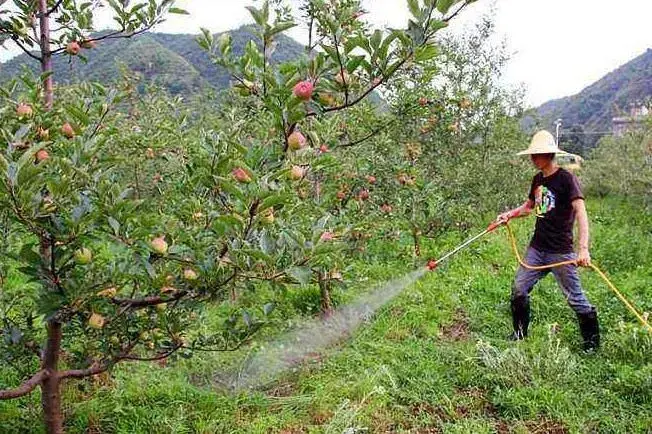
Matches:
[503,222,652,333]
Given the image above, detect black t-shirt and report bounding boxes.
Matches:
[528,168,584,254]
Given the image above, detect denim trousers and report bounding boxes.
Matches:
[511,246,595,315]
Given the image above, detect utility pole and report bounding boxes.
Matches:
[555,118,563,146]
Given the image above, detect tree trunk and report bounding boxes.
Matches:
[38,0,54,109]
[412,227,421,257]
[41,320,63,434]
[319,275,333,318]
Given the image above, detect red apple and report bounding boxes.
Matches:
[335,70,350,87]
[287,131,307,151]
[16,103,33,118]
[74,247,92,265]
[183,269,198,281]
[66,41,81,55]
[35,149,49,163]
[37,127,49,140]
[320,231,334,242]
[261,208,275,224]
[289,165,306,180]
[232,167,252,183]
[61,122,75,139]
[150,236,168,255]
[88,312,105,329]
[293,80,314,101]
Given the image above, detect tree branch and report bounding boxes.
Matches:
[50,23,157,56]
[111,290,188,308]
[0,370,46,400]
[339,122,392,148]
[444,1,471,23]
[44,0,65,16]
[307,57,409,118]
[7,37,42,61]
[332,32,349,104]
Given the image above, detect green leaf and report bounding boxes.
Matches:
[245,6,265,26]
[263,303,275,316]
[287,266,312,285]
[259,194,287,211]
[260,230,276,255]
[19,244,41,264]
[168,7,189,14]
[437,0,456,14]
[371,30,383,50]
[427,19,449,33]
[268,21,296,37]
[407,0,421,19]
[0,152,8,176]
[414,44,438,62]
[108,217,120,235]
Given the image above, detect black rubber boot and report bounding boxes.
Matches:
[577,309,600,352]
[509,296,530,340]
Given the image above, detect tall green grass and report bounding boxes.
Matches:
[1,198,650,433]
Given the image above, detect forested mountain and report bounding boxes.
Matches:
[0,27,305,94]
[532,48,652,151]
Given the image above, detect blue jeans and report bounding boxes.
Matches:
[512,247,595,315]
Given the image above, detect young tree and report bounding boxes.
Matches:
[0,0,476,431]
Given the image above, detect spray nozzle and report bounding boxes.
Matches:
[426,259,438,271]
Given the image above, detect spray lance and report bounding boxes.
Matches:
[425,213,516,271]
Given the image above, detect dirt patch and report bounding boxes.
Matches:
[278,426,306,434]
[438,308,471,341]
[456,387,498,417]
[310,409,333,425]
[389,306,406,318]
[493,417,569,434]
[385,328,410,341]
[494,419,511,434]
[410,402,452,423]
[524,418,569,434]
[266,381,297,398]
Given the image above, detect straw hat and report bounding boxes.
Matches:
[517,130,568,156]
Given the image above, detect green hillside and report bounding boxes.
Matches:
[0,27,306,94]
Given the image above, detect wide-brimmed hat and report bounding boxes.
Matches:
[517,130,569,156]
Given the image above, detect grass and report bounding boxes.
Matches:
[1,197,651,433]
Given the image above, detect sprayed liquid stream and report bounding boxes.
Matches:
[220,268,427,392]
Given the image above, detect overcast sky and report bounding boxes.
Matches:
[1,0,651,107]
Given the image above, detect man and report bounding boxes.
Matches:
[495,130,599,351]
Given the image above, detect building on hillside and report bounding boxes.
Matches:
[612,103,649,136]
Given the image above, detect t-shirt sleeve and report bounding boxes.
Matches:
[567,172,584,202]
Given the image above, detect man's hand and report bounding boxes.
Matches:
[496,211,512,223]
[577,247,591,267]
[496,208,520,223]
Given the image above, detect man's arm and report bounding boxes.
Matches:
[497,199,534,223]
[573,198,591,267]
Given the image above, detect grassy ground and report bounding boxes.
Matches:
[1,198,651,433]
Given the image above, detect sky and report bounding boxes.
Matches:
[1,0,651,107]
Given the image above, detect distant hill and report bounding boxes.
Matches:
[531,48,652,151]
[0,27,306,95]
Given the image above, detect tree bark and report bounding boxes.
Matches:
[41,321,63,434]
[38,0,54,109]
[412,227,421,257]
[319,274,333,318]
